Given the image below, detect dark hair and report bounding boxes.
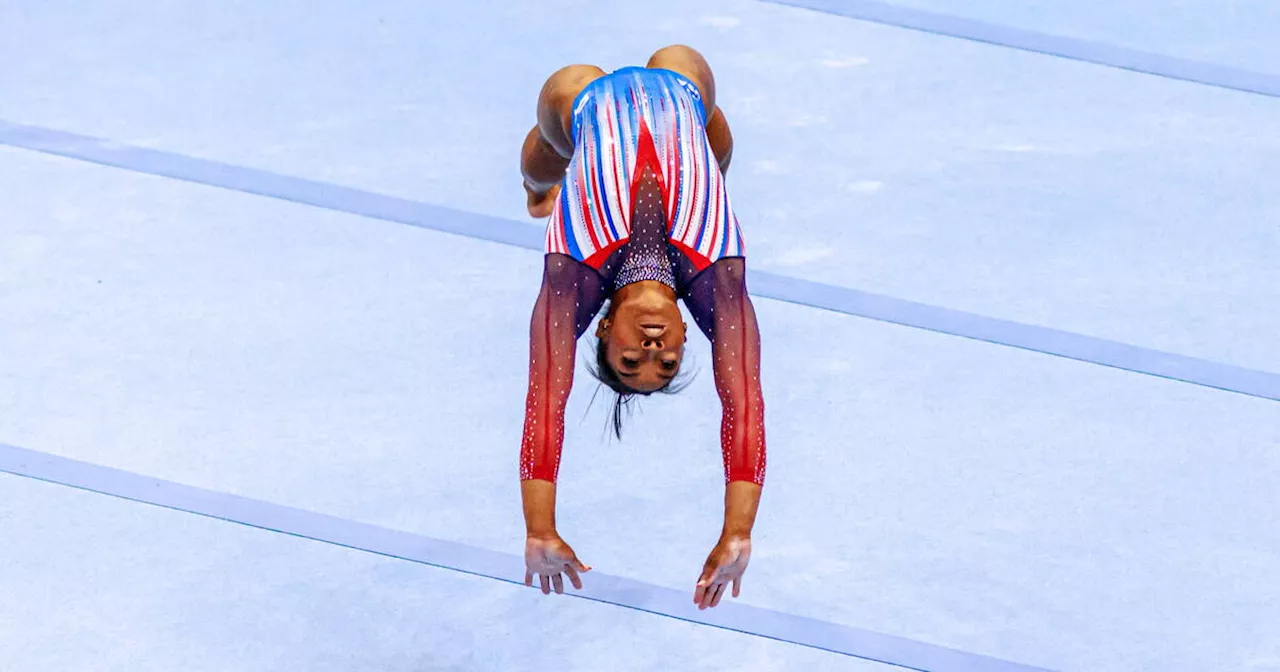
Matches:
[587,333,693,439]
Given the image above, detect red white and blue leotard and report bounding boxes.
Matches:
[521,67,766,486]
[545,66,745,271]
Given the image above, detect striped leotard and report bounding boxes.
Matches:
[521,66,765,486]
[546,66,745,272]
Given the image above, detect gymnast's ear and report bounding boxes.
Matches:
[595,318,611,340]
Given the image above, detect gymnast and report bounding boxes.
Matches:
[519,45,764,610]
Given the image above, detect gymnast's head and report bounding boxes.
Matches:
[589,282,691,434]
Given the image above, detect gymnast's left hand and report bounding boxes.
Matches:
[694,533,751,610]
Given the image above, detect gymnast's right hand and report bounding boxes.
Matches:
[524,532,591,595]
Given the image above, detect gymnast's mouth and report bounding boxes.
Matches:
[640,323,667,338]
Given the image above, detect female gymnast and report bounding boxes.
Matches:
[519,45,765,610]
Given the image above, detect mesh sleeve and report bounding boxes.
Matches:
[682,259,767,486]
[519,254,608,482]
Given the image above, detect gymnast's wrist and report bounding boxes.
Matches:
[525,527,560,541]
[520,479,558,538]
[720,517,753,539]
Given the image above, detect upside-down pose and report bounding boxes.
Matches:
[519,45,765,610]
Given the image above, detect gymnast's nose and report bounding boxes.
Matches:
[642,338,665,350]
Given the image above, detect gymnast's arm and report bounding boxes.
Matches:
[682,259,764,607]
[519,255,607,538]
[519,267,574,537]
[684,259,765,535]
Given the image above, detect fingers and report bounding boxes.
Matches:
[694,558,718,606]
[696,562,717,588]
[694,568,743,609]
[693,580,708,606]
[709,582,726,608]
[525,536,589,596]
[530,564,589,595]
[696,580,724,610]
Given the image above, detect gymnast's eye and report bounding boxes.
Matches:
[660,359,677,371]
[621,357,640,368]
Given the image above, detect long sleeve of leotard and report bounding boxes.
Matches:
[519,255,608,482]
[683,259,767,486]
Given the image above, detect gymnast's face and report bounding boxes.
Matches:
[597,290,688,393]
